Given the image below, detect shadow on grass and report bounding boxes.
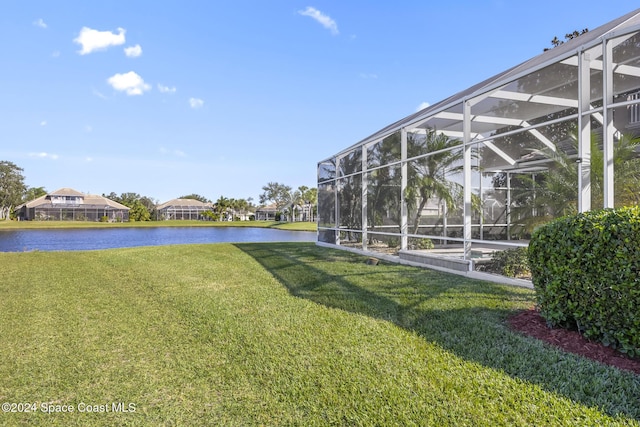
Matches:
[235,242,640,421]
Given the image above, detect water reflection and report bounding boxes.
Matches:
[0,227,316,252]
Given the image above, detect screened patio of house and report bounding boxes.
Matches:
[317,8,640,277]
[155,198,214,220]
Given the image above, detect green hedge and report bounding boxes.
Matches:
[482,247,530,278]
[528,206,640,357]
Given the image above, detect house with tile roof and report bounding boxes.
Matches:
[16,188,130,222]
[155,198,214,220]
[254,203,278,221]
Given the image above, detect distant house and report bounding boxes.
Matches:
[255,203,315,222]
[255,204,278,221]
[224,209,254,221]
[234,211,255,221]
[156,198,214,220]
[16,188,130,222]
[292,203,315,222]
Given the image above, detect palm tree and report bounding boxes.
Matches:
[214,196,230,221]
[405,129,464,235]
[368,166,401,229]
[367,133,402,230]
[510,132,640,235]
[591,133,640,207]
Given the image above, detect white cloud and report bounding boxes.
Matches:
[29,152,59,160]
[160,147,187,157]
[124,44,142,58]
[107,71,150,96]
[93,89,108,99]
[189,98,204,109]
[298,7,338,35]
[359,73,378,79]
[40,120,47,126]
[33,18,47,29]
[416,102,430,112]
[74,27,126,55]
[85,125,93,133]
[51,50,60,58]
[158,84,177,94]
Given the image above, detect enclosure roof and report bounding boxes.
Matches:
[339,8,640,155]
[156,198,213,210]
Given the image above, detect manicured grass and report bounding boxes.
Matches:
[0,219,317,232]
[0,243,637,426]
[267,221,318,231]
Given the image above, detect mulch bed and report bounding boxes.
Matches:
[508,308,640,375]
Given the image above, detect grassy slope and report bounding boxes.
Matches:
[0,243,637,426]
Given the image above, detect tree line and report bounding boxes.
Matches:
[0,160,316,222]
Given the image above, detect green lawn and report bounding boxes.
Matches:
[0,243,637,426]
[0,219,317,232]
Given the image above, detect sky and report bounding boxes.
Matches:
[1,1,638,204]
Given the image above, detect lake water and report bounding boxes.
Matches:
[0,227,317,252]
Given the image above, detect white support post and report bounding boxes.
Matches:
[479,164,483,241]
[506,172,511,240]
[335,156,341,245]
[603,39,615,208]
[362,145,368,251]
[401,129,408,250]
[463,100,472,266]
[578,48,592,212]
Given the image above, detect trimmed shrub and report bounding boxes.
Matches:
[483,247,530,278]
[528,206,640,357]
[408,237,435,250]
[386,237,399,248]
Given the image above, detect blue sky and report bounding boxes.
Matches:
[1,1,637,204]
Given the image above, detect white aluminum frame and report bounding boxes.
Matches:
[318,14,640,269]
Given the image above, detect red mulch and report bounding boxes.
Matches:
[508,308,640,375]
